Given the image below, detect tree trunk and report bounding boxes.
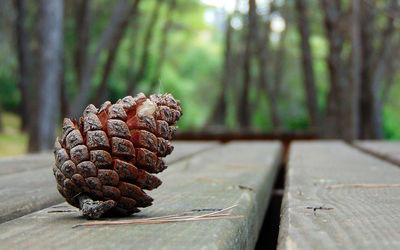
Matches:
[125,19,141,96]
[70,0,136,117]
[28,0,63,152]
[74,0,91,89]
[321,0,349,139]
[238,0,256,129]
[359,2,375,139]
[256,3,281,130]
[93,47,119,106]
[381,40,400,105]
[273,24,287,100]
[359,0,397,139]
[347,0,362,140]
[14,0,31,132]
[296,0,320,135]
[60,56,70,119]
[149,0,177,94]
[92,0,141,106]
[127,0,164,95]
[207,12,233,127]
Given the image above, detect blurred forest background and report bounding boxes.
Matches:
[0,0,400,156]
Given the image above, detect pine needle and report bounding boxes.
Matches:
[73,204,242,228]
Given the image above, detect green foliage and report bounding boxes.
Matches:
[1,0,400,147]
[252,95,272,131]
[286,115,310,131]
[102,0,221,130]
[310,35,329,112]
[0,112,28,156]
[0,69,19,111]
[383,106,400,139]
[161,41,222,130]
[383,81,400,139]
[0,20,19,111]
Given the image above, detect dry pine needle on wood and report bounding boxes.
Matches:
[73,204,243,228]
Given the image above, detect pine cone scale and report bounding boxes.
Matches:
[113,159,161,190]
[107,119,131,139]
[102,185,121,201]
[118,181,153,207]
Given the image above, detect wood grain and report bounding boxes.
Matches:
[0,141,282,250]
[278,141,400,250]
[0,141,218,223]
[166,141,219,164]
[0,153,54,176]
[0,168,63,223]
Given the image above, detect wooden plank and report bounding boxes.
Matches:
[354,140,400,166]
[0,168,63,224]
[0,142,218,223]
[0,153,53,176]
[166,141,219,163]
[278,141,400,250]
[0,141,218,176]
[0,141,282,250]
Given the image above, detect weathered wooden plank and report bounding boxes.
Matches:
[278,141,400,250]
[0,141,218,176]
[0,142,218,223]
[166,141,219,163]
[0,153,53,176]
[354,140,400,166]
[0,141,282,250]
[0,168,63,224]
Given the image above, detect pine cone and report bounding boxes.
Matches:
[53,93,182,217]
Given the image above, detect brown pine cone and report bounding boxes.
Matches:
[53,93,182,218]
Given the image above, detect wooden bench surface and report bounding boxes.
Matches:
[0,141,218,223]
[354,140,400,165]
[0,153,54,175]
[278,141,400,249]
[0,141,218,176]
[0,141,282,249]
